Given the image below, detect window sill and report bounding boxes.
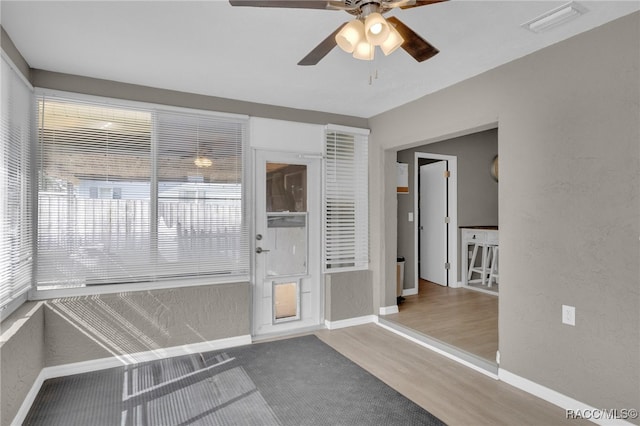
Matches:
[29,275,250,301]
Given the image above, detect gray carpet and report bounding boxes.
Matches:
[24,335,446,426]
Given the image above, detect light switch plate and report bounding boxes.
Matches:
[408,212,414,222]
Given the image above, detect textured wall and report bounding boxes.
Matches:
[0,26,30,80]
[31,70,368,128]
[369,12,639,417]
[326,271,373,322]
[396,129,498,286]
[0,302,45,426]
[44,283,250,367]
[496,16,640,413]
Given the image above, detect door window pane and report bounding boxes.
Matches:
[266,214,307,277]
[266,163,306,212]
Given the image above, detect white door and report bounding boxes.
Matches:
[419,161,448,286]
[253,150,322,337]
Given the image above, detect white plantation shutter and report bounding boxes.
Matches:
[0,55,34,311]
[323,126,369,272]
[36,92,248,289]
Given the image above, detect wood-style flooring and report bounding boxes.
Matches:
[385,280,498,362]
[316,324,589,426]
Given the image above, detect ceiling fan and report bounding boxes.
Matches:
[228,0,447,65]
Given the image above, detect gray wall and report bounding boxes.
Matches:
[31,70,368,129]
[325,271,373,322]
[397,129,498,287]
[0,302,45,426]
[1,26,30,80]
[370,12,639,417]
[44,283,250,366]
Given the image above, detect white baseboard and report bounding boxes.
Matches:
[12,334,252,426]
[401,288,418,296]
[325,315,377,330]
[463,284,499,296]
[379,305,399,315]
[13,370,48,426]
[499,369,636,426]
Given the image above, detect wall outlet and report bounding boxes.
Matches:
[562,305,576,326]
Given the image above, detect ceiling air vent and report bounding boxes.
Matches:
[522,1,588,33]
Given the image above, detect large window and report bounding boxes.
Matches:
[323,126,369,272]
[36,92,248,290]
[0,55,34,315]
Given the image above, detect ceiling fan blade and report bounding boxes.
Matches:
[229,0,338,9]
[298,22,346,66]
[386,16,439,62]
[398,0,448,10]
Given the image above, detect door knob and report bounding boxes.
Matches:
[256,247,270,254]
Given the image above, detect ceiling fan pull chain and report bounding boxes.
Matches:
[368,68,379,86]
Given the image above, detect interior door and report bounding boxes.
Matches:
[419,161,448,286]
[253,150,322,337]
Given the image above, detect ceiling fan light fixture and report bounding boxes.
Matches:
[229,0,446,66]
[381,24,404,56]
[336,19,365,53]
[353,40,374,61]
[194,156,212,168]
[364,12,390,45]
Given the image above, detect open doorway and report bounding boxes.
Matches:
[390,128,499,366]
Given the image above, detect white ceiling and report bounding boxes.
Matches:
[2,1,638,118]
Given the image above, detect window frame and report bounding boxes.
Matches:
[30,89,250,301]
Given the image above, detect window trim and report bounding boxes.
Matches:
[30,89,250,300]
[30,275,249,300]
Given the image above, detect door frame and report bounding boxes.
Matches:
[410,152,458,295]
[250,148,324,339]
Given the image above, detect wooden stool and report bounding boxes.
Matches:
[468,242,491,285]
[488,245,499,287]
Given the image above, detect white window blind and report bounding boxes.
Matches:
[0,55,34,310]
[37,95,153,287]
[36,93,248,289]
[323,127,369,272]
[156,110,248,279]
